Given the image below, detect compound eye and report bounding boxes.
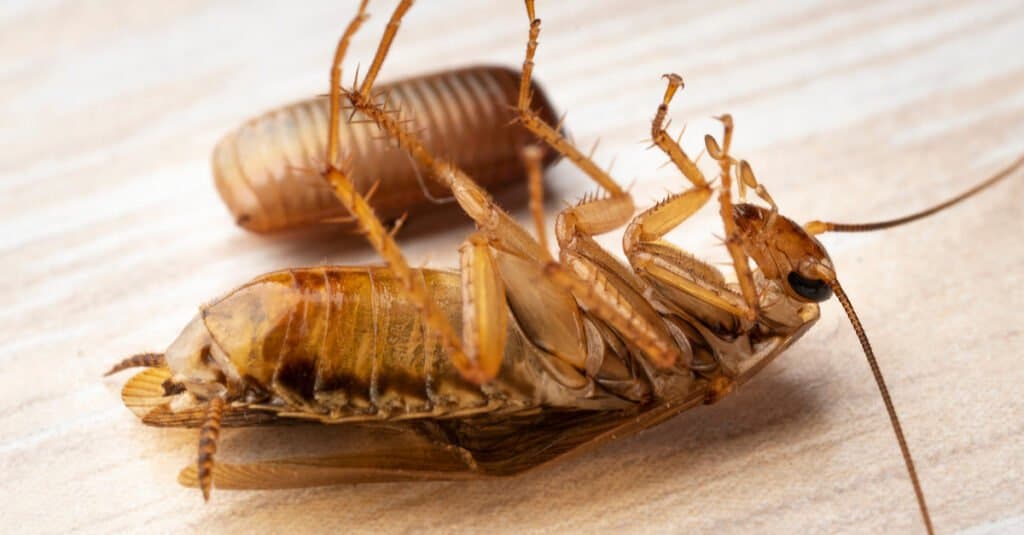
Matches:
[787,271,833,302]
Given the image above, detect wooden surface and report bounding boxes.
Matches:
[3,1,1023,533]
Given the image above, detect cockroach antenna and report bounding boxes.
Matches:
[805,154,1024,235]
[800,152,1024,535]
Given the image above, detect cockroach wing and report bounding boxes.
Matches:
[177,427,487,490]
[454,393,707,476]
[121,367,279,428]
[176,390,707,490]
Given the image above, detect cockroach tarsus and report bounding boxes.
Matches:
[105,1,1023,532]
[212,65,561,233]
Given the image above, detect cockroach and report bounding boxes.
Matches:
[212,65,560,233]
[106,1,1021,533]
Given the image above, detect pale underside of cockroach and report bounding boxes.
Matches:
[212,66,561,233]
[106,2,1023,532]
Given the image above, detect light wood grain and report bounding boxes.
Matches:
[2,1,1023,533]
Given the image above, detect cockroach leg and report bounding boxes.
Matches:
[357,0,412,99]
[624,185,752,322]
[323,1,514,384]
[322,158,476,379]
[651,74,708,189]
[197,396,225,501]
[705,118,759,321]
[624,75,759,337]
[103,352,166,376]
[518,0,540,114]
[520,145,550,252]
[342,0,693,377]
[513,1,689,368]
[507,3,685,369]
[342,93,548,262]
[458,232,508,380]
[624,73,753,352]
[338,0,637,385]
[326,0,369,170]
[340,2,548,266]
[515,0,623,197]
[638,71,942,530]
[549,192,684,368]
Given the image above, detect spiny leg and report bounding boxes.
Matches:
[347,1,678,371]
[516,0,625,197]
[339,90,560,378]
[327,0,369,170]
[624,184,752,320]
[515,1,685,368]
[634,86,778,322]
[624,74,755,337]
[334,2,558,384]
[514,2,642,268]
[343,92,548,262]
[627,73,715,252]
[347,0,627,261]
[546,198,684,368]
[329,1,556,383]
[651,74,708,189]
[628,74,715,248]
[321,2,485,381]
[342,2,548,263]
[514,2,638,249]
[324,159,489,378]
[549,188,682,369]
[517,0,539,114]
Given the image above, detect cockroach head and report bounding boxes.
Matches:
[732,203,836,303]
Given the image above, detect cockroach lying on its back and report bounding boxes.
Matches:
[107,2,1022,533]
[213,66,561,233]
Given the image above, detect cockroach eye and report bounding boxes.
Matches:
[787,271,833,302]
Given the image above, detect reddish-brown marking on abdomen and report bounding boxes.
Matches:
[233,267,481,414]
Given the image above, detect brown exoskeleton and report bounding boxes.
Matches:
[213,66,562,233]
[106,2,1021,533]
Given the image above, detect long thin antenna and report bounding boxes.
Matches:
[806,152,1024,235]
[828,278,934,535]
